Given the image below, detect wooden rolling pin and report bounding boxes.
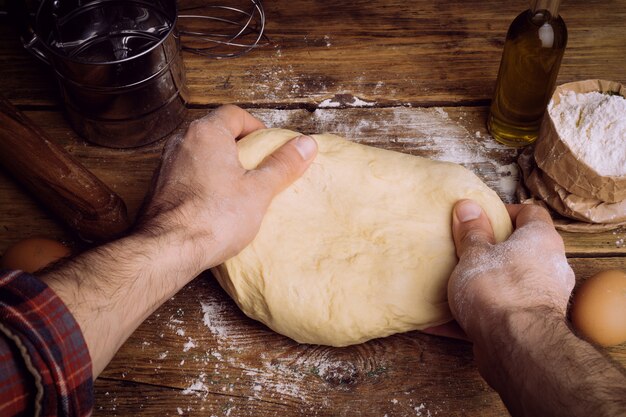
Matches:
[0,97,131,242]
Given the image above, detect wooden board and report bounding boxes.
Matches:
[92,257,626,417]
[1,0,625,107]
[1,107,623,416]
[0,0,625,415]
[1,108,624,257]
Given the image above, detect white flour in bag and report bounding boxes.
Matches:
[548,91,626,177]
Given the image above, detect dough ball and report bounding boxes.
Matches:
[213,129,512,346]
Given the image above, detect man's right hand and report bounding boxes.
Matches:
[447,200,626,417]
[448,201,575,342]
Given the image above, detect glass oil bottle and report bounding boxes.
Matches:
[487,0,567,147]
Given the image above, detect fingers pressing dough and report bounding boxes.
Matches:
[213,129,512,346]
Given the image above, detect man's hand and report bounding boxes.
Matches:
[139,104,317,276]
[40,105,317,376]
[424,202,574,341]
[448,200,575,341]
[447,200,626,417]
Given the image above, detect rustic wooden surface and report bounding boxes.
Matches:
[1,0,626,108]
[0,0,625,416]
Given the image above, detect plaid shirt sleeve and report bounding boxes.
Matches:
[0,269,93,417]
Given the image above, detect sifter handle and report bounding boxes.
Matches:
[0,96,131,242]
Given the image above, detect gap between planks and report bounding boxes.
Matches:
[11,100,494,114]
[96,376,294,408]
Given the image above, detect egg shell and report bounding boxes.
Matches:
[571,269,626,347]
[0,237,71,274]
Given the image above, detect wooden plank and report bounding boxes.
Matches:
[569,257,626,286]
[0,107,622,415]
[1,1,623,414]
[92,256,625,417]
[1,107,625,257]
[95,275,505,417]
[1,0,625,107]
[93,375,497,417]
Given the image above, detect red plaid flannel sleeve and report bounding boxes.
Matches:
[0,269,93,417]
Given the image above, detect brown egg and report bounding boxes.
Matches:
[0,237,71,274]
[570,269,626,347]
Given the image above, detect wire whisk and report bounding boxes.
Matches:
[178,0,268,59]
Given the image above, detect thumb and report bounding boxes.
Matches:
[452,199,496,258]
[254,135,318,196]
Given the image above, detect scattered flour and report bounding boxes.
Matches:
[495,163,520,197]
[613,227,625,248]
[201,300,232,340]
[250,107,518,202]
[119,279,447,416]
[182,293,441,415]
[183,338,197,352]
[548,91,626,176]
[318,96,376,108]
[254,110,293,128]
[414,403,432,416]
[350,97,376,107]
[318,98,341,108]
[168,315,187,337]
[182,373,209,396]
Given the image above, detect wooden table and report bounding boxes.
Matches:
[1,1,625,416]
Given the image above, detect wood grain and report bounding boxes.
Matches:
[1,107,623,416]
[1,107,624,257]
[1,0,624,107]
[0,1,625,413]
[91,257,625,417]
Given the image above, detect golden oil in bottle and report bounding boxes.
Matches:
[488,0,567,147]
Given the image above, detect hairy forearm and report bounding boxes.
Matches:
[474,308,626,417]
[40,233,203,376]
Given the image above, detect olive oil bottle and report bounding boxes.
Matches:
[487,0,567,147]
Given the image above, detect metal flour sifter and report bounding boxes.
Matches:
[10,0,266,148]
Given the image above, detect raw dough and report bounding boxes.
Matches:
[213,129,512,346]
